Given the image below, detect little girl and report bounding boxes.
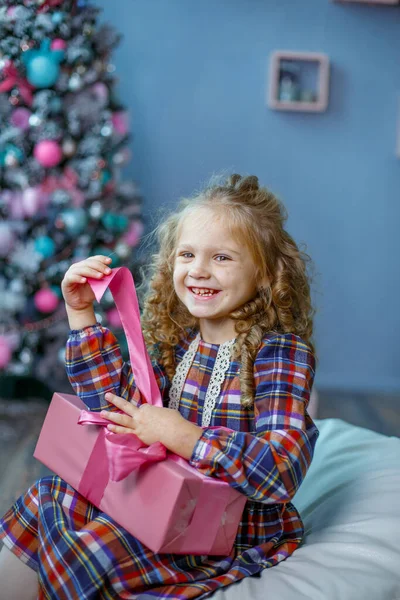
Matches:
[0,174,319,599]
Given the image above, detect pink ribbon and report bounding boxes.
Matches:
[78,410,167,506]
[0,61,34,106]
[87,267,163,406]
[77,268,167,502]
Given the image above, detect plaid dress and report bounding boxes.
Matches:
[0,325,319,599]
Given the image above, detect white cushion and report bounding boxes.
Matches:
[213,418,400,600]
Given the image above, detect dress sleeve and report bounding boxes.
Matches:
[65,324,170,412]
[189,333,319,504]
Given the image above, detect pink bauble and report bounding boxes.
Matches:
[51,39,67,51]
[34,288,59,313]
[91,82,109,104]
[22,187,41,217]
[123,221,144,247]
[112,111,129,136]
[11,107,31,131]
[34,140,63,168]
[106,307,122,329]
[0,336,12,369]
[6,7,16,19]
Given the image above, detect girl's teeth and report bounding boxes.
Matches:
[192,288,216,296]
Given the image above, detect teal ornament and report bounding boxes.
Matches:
[100,169,112,186]
[115,215,129,232]
[61,208,88,236]
[101,212,116,231]
[35,236,55,259]
[22,39,65,89]
[93,246,112,260]
[101,212,128,233]
[52,11,65,25]
[51,285,63,298]
[49,97,62,113]
[0,143,24,166]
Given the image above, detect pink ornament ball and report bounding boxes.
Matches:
[112,111,129,136]
[6,7,16,19]
[51,39,67,51]
[91,82,109,104]
[0,336,12,369]
[22,187,41,217]
[106,307,122,329]
[123,221,144,248]
[34,288,59,313]
[34,140,63,168]
[11,107,31,131]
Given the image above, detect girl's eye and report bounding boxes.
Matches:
[215,255,230,262]
[180,252,193,259]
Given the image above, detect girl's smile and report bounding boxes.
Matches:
[173,208,262,344]
[189,286,221,299]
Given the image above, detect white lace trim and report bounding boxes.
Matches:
[201,338,235,427]
[168,333,201,411]
[168,334,235,427]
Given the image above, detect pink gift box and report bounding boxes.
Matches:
[34,392,247,555]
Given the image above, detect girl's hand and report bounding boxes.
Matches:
[61,255,112,311]
[101,393,203,459]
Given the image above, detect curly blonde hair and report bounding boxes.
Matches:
[141,173,315,408]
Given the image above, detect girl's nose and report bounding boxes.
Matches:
[188,261,210,279]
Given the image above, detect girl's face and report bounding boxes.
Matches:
[173,208,261,344]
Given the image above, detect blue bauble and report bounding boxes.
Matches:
[0,143,24,166]
[23,39,65,89]
[100,170,112,186]
[50,97,63,113]
[52,11,65,25]
[27,56,60,88]
[61,208,88,236]
[51,285,63,298]
[101,212,128,233]
[93,246,111,258]
[101,212,116,231]
[35,236,56,259]
[115,215,129,232]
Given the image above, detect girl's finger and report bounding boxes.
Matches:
[101,410,135,429]
[63,273,90,284]
[107,424,136,435]
[68,265,111,279]
[85,257,113,270]
[104,393,136,416]
[91,255,113,264]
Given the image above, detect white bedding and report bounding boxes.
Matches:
[213,418,400,600]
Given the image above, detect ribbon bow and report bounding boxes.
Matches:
[0,61,35,106]
[78,410,167,482]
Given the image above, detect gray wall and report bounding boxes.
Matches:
[96,0,400,393]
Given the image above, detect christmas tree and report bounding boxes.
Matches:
[0,0,144,395]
